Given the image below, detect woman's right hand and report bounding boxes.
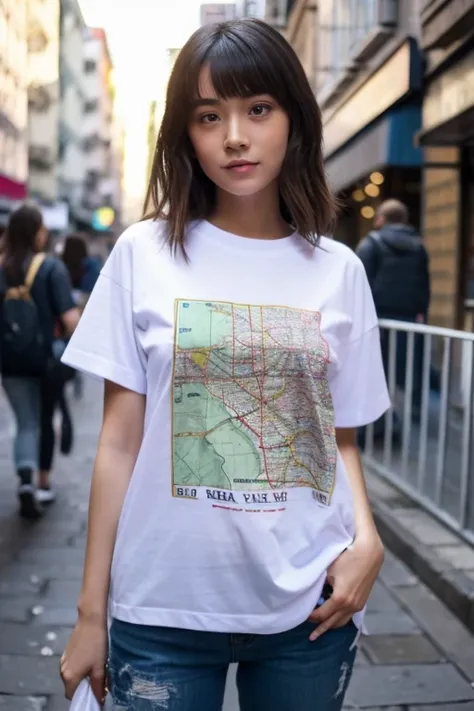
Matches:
[60,617,108,703]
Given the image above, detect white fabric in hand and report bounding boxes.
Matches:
[69,679,101,710]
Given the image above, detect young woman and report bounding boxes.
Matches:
[0,204,79,518]
[60,19,390,711]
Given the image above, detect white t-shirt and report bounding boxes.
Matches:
[63,219,390,635]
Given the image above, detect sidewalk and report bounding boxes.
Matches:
[0,378,473,710]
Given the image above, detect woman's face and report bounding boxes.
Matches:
[187,65,290,199]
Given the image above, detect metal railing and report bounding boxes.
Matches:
[362,319,474,545]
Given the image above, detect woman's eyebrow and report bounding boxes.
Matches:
[191,98,220,108]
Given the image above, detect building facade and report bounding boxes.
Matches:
[58,0,87,227]
[316,0,423,249]
[417,0,474,331]
[200,0,267,23]
[27,0,61,204]
[272,2,422,250]
[200,3,237,24]
[81,27,121,237]
[0,0,28,225]
[235,0,267,17]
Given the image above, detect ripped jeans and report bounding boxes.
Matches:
[108,618,358,711]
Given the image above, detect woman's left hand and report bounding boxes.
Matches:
[308,533,384,641]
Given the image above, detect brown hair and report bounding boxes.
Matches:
[145,19,336,254]
[376,199,409,225]
[62,233,88,288]
[2,203,44,285]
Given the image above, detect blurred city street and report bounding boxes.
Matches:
[0,378,473,710]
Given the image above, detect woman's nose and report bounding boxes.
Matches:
[224,116,250,151]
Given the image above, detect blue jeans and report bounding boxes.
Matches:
[109,618,358,710]
[2,377,40,471]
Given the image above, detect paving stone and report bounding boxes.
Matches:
[0,568,46,589]
[0,623,72,656]
[379,549,417,587]
[414,704,474,710]
[343,708,403,711]
[354,649,371,666]
[2,563,83,581]
[31,607,78,628]
[364,611,421,636]
[392,509,460,547]
[435,545,474,570]
[366,581,400,613]
[0,598,38,624]
[0,579,43,597]
[393,584,474,680]
[0,696,47,710]
[345,665,474,707]
[224,665,239,711]
[0,656,63,695]
[16,549,84,566]
[365,470,399,502]
[45,697,68,711]
[44,580,81,602]
[362,634,442,664]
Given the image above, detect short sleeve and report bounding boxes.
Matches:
[328,256,390,428]
[61,232,147,394]
[48,259,76,316]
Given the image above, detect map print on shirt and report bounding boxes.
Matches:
[172,300,337,507]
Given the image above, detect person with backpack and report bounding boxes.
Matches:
[356,199,430,423]
[0,204,80,519]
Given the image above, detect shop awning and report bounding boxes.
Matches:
[324,103,422,194]
[0,175,27,201]
[416,105,474,146]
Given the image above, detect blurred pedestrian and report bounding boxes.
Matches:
[59,237,96,411]
[62,233,100,310]
[0,204,80,519]
[59,19,389,710]
[357,200,430,423]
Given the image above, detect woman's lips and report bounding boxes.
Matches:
[225,163,258,175]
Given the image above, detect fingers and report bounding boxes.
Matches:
[60,652,105,703]
[90,667,107,705]
[307,596,340,625]
[309,611,353,641]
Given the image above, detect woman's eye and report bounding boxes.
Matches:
[200,113,220,123]
[250,104,271,117]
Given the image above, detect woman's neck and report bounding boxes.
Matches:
[210,185,292,240]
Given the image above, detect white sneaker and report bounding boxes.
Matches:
[36,487,57,505]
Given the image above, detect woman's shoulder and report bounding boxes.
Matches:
[101,219,169,286]
[318,235,365,273]
[114,218,167,251]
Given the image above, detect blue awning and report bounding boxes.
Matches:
[324,103,422,194]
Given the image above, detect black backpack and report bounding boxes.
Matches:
[0,254,50,376]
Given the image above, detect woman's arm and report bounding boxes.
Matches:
[308,428,384,640]
[61,380,145,701]
[60,307,81,337]
[78,380,145,621]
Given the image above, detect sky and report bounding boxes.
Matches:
[79,0,217,220]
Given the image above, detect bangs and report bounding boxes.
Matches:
[186,28,291,108]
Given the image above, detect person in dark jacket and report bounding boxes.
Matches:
[357,199,430,421]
